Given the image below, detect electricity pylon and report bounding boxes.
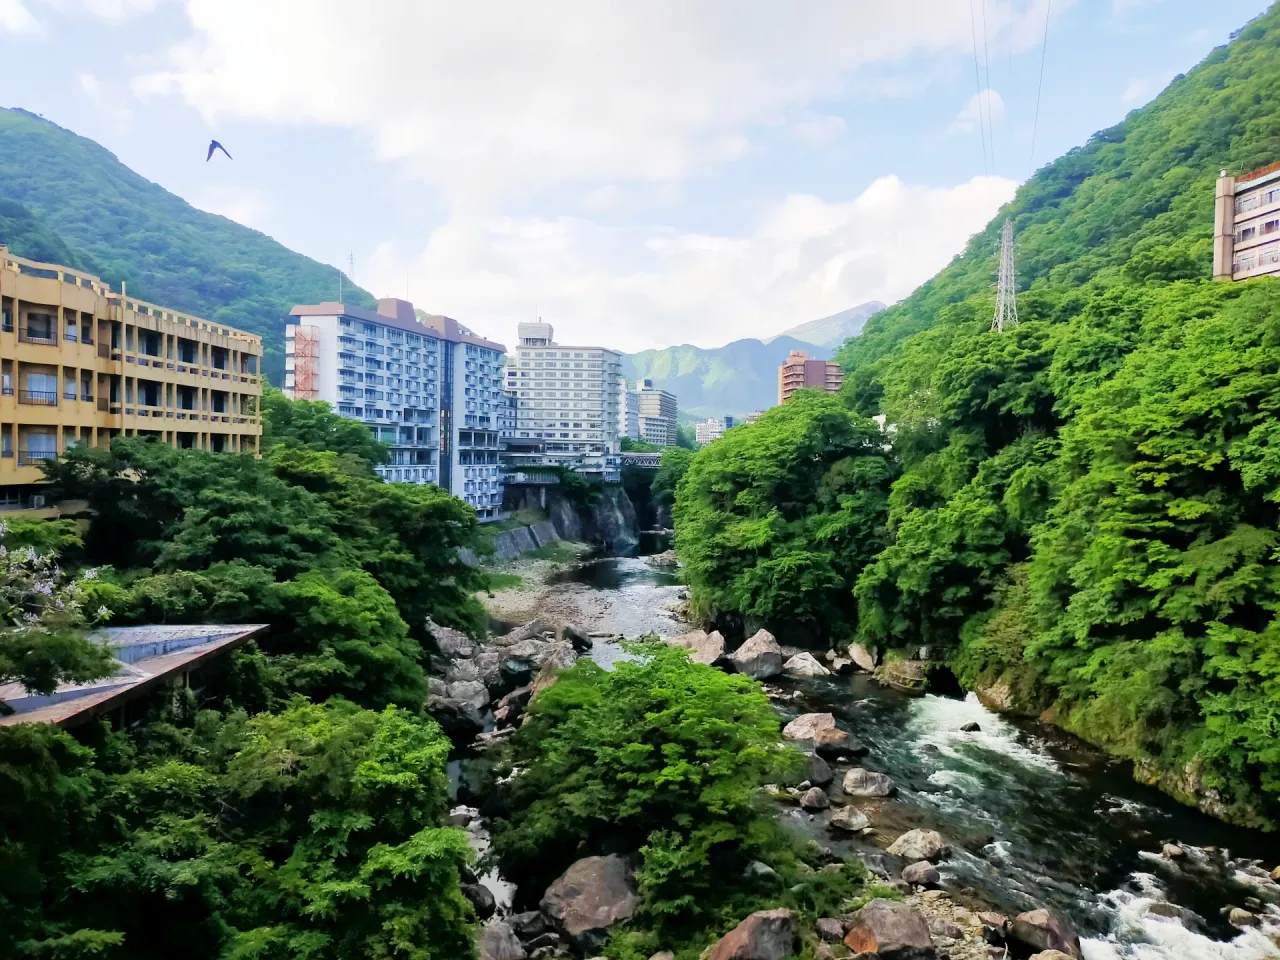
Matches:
[992,219,1019,333]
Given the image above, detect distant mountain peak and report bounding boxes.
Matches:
[768,301,886,349]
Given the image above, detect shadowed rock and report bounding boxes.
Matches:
[540,855,639,952]
[1010,908,1081,958]
[843,899,934,958]
[729,630,784,679]
[707,908,796,960]
[478,922,526,960]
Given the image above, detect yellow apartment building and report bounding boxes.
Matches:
[0,246,263,510]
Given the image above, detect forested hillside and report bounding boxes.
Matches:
[0,108,373,381]
[674,6,1280,825]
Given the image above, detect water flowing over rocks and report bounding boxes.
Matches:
[729,629,784,679]
[706,908,796,960]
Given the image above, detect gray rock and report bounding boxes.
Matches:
[509,911,550,941]
[1144,901,1202,930]
[428,676,449,698]
[495,619,547,646]
[430,620,478,658]
[1010,908,1081,958]
[474,648,505,691]
[850,643,879,673]
[784,652,831,678]
[707,908,796,960]
[828,806,871,833]
[927,917,963,939]
[843,768,896,798]
[745,860,776,879]
[464,883,497,920]
[540,855,639,952]
[729,629,784,679]
[1228,907,1256,928]
[1028,952,1076,960]
[667,629,727,666]
[1163,843,1185,859]
[815,918,845,943]
[523,933,562,951]
[478,922,527,960]
[843,899,934,958]
[807,754,834,786]
[427,696,486,738]
[448,679,491,710]
[959,721,981,733]
[447,659,482,683]
[830,657,853,675]
[494,685,532,727]
[887,829,950,862]
[814,726,868,761]
[800,787,830,810]
[782,712,835,741]
[902,861,940,887]
[559,624,594,652]
[448,805,477,827]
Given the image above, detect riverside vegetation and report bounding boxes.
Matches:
[674,6,1280,827]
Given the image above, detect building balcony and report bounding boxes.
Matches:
[19,390,57,406]
[18,329,57,346]
[17,450,56,467]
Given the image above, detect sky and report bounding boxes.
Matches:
[0,0,1272,353]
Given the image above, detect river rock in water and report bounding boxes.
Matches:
[729,629,784,679]
[784,652,830,678]
[666,629,726,666]
[843,899,934,958]
[1009,908,1081,958]
[707,908,796,960]
[807,754,834,786]
[888,829,951,862]
[782,712,835,741]
[799,787,829,810]
[843,767,896,798]
[850,642,879,673]
[814,726,867,761]
[828,806,871,833]
[540,855,639,952]
[558,623,594,652]
[901,861,940,887]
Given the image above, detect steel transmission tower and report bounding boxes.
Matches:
[992,219,1019,333]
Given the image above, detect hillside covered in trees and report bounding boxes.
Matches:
[673,6,1280,826]
[0,108,374,381]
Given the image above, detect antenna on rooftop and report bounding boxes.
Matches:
[338,251,354,304]
[992,219,1019,333]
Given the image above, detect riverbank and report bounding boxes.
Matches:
[478,541,596,624]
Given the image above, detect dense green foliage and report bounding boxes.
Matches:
[0,391,491,957]
[0,108,374,381]
[491,644,857,947]
[261,387,390,464]
[673,7,1280,824]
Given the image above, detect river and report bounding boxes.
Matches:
[539,548,1280,960]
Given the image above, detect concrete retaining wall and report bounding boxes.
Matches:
[460,520,563,567]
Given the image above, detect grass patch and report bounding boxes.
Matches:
[526,542,582,564]
[485,572,525,592]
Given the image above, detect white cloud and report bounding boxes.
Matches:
[360,174,1018,352]
[80,0,157,21]
[948,88,1006,135]
[190,184,271,231]
[134,0,1061,204]
[0,0,40,34]
[791,114,847,147]
[78,72,135,133]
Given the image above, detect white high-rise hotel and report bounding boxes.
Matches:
[504,322,623,480]
[285,298,507,519]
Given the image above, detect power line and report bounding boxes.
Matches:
[980,0,996,174]
[1028,0,1053,177]
[968,0,991,177]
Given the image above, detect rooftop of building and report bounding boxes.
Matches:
[0,623,268,728]
[290,298,505,353]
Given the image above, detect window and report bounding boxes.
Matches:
[1238,226,1257,242]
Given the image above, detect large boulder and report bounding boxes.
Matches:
[799,787,829,810]
[446,659,482,683]
[478,922,527,960]
[494,685,532,727]
[494,619,547,646]
[1029,953,1077,960]
[540,855,639,951]
[464,883,497,920]
[784,652,831,678]
[667,629,727,666]
[782,713,835,741]
[427,696,486,738]
[1010,909,1081,959]
[729,630,784,679]
[429,619,478,658]
[887,829,951,862]
[850,643,879,673]
[448,680,491,710]
[707,908,797,960]
[843,768,896,798]
[901,861,940,887]
[814,727,867,761]
[843,899,934,959]
[559,624,594,652]
[828,806,870,833]
[807,754,834,786]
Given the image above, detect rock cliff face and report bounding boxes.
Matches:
[505,483,640,554]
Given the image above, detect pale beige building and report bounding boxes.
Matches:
[1214,163,1280,281]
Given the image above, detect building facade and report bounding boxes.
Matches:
[1214,163,1280,281]
[694,415,735,445]
[0,247,263,511]
[778,349,842,404]
[637,378,678,447]
[618,381,640,441]
[285,299,507,519]
[504,322,623,480]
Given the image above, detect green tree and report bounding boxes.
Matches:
[261,386,389,466]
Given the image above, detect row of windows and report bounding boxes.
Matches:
[1233,239,1280,273]
[525,351,603,359]
[1235,186,1280,214]
[1235,219,1280,243]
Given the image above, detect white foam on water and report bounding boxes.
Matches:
[1082,890,1280,960]
[907,692,1062,774]
[927,768,987,794]
[1100,793,1166,820]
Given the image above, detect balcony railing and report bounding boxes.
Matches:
[19,390,57,406]
[18,329,57,346]
[17,450,56,466]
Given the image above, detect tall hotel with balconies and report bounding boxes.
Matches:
[0,247,263,512]
[285,298,508,519]
[1214,163,1280,281]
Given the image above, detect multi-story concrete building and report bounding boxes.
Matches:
[744,410,765,424]
[285,299,507,519]
[637,379,677,447]
[0,247,262,511]
[778,349,842,404]
[694,415,735,446]
[504,322,622,480]
[1214,163,1280,281]
[618,381,640,441]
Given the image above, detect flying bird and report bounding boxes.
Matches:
[206,140,232,162]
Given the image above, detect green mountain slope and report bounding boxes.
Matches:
[676,5,1280,825]
[769,301,885,349]
[0,108,373,381]
[623,335,826,419]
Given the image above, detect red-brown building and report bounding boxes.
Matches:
[778,350,842,404]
